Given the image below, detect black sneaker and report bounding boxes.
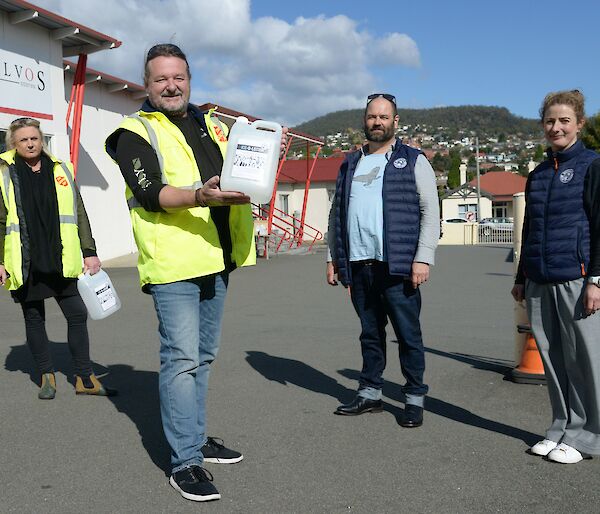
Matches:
[201,437,244,464]
[169,466,221,502]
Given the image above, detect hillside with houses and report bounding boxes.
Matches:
[292,105,546,186]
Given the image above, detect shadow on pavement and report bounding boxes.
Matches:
[243,350,538,445]
[4,341,110,386]
[424,346,513,376]
[245,350,354,404]
[338,368,539,445]
[103,364,170,475]
[4,344,170,475]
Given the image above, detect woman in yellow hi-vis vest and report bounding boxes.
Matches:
[0,117,116,399]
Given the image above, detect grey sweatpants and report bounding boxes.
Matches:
[526,278,600,454]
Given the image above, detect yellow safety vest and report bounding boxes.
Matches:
[106,108,255,289]
[0,150,82,290]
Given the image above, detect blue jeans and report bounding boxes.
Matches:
[350,261,428,399]
[148,272,228,473]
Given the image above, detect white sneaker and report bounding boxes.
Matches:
[530,439,558,456]
[547,443,584,464]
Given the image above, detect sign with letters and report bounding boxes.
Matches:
[0,49,52,120]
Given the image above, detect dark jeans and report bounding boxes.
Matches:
[350,261,428,396]
[20,294,93,377]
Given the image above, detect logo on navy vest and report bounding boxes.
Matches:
[393,158,407,169]
[559,169,574,183]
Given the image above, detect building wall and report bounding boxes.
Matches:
[273,182,333,241]
[0,11,69,154]
[442,194,492,219]
[0,13,140,261]
[63,74,142,260]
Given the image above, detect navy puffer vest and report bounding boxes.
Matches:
[333,141,421,286]
[522,140,599,284]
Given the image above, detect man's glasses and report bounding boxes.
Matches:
[367,93,396,105]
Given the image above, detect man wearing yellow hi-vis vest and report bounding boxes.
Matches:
[106,44,287,503]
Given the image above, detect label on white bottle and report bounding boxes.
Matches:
[231,138,272,181]
[95,283,116,311]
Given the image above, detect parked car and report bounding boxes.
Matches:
[442,217,468,223]
[479,217,513,235]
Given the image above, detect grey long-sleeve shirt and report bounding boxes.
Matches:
[327,153,440,265]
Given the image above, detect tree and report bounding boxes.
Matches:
[446,148,462,188]
[533,144,545,161]
[582,113,600,151]
[347,128,364,146]
[447,168,460,189]
[431,152,450,171]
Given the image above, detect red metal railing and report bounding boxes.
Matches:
[253,203,323,255]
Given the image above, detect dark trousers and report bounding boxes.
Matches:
[20,294,92,377]
[350,261,428,396]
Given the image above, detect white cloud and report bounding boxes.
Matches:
[36,0,421,125]
[372,33,421,68]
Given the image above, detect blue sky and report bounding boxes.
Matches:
[40,0,600,124]
[251,0,600,120]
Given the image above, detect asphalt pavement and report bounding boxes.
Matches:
[2,245,599,513]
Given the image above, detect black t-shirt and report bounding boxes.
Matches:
[114,114,233,270]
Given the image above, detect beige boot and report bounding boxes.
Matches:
[75,374,117,396]
[38,372,56,400]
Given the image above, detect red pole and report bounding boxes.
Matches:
[69,53,87,178]
[65,80,77,129]
[267,135,293,234]
[298,144,321,243]
[67,56,85,136]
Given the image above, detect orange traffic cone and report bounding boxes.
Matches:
[509,325,546,384]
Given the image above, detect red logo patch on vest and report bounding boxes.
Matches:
[213,125,227,142]
[55,176,68,187]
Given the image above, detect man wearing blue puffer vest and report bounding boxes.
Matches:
[326,94,439,427]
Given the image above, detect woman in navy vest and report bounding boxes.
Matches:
[512,90,600,464]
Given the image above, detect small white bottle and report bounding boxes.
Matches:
[220,116,282,204]
[77,269,122,320]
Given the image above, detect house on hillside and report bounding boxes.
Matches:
[441,171,527,220]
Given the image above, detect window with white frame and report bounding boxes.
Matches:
[492,202,508,218]
[458,203,478,219]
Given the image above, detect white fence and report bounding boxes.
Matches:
[439,223,514,245]
[477,225,514,244]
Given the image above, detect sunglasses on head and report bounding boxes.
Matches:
[10,117,39,128]
[367,93,396,105]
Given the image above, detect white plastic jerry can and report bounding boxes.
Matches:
[219,116,282,204]
[77,269,122,320]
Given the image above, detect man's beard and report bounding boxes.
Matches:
[364,123,395,143]
[156,92,188,116]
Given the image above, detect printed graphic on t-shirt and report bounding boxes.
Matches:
[353,166,380,187]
